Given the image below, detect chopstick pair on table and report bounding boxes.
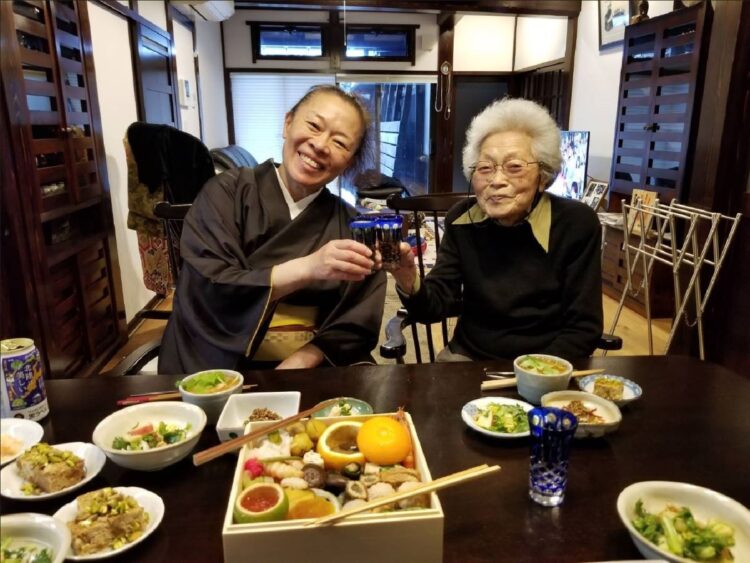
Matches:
[480,368,605,391]
[116,384,258,406]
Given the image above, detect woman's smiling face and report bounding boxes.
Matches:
[472,130,543,226]
[279,91,365,200]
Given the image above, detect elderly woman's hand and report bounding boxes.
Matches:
[389,242,419,295]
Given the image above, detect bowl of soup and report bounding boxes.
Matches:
[513,354,573,404]
[178,369,244,424]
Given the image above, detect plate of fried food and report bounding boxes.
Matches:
[0,442,106,501]
[53,486,164,560]
[577,374,642,407]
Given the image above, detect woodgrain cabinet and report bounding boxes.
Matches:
[1,0,126,378]
[608,3,712,209]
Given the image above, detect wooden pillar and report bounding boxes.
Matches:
[433,13,455,193]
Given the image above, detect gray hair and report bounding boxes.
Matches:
[461,98,562,188]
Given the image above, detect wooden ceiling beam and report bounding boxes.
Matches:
[234,1,581,18]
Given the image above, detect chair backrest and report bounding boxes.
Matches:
[210,145,258,172]
[386,192,474,362]
[153,201,192,289]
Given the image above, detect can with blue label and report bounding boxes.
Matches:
[1,338,49,421]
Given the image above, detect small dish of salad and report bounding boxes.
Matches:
[312,397,373,418]
[461,397,534,438]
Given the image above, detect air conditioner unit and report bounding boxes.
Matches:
[171,1,234,22]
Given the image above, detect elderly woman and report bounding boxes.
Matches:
[159,85,386,373]
[391,98,603,362]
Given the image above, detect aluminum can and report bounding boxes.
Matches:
[1,338,49,421]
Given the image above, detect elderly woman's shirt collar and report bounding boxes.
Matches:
[451,193,552,252]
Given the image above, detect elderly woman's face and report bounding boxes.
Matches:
[280,92,364,199]
[472,131,542,226]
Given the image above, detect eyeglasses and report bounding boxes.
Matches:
[470,159,541,179]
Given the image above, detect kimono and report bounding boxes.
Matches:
[158,160,387,373]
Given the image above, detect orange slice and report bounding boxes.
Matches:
[316,420,365,470]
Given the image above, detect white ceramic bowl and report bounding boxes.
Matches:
[617,481,750,563]
[178,369,244,424]
[514,354,573,404]
[541,390,621,438]
[92,402,206,471]
[0,512,71,563]
[216,392,301,442]
[1,418,45,466]
[577,374,643,407]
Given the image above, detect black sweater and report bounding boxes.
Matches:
[400,195,603,361]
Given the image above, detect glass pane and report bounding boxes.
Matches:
[259,26,322,57]
[338,82,431,200]
[345,29,409,59]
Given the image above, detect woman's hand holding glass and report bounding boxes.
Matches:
[304,240,381,282]
[389,242,419,295]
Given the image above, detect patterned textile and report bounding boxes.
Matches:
[136,231,172,296]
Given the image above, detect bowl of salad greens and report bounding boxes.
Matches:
[461,397,534,438]
[92,402,206,471]
[617,481,750,563]
[178,369,244,424]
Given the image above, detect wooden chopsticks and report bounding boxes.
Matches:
[192,398,339,466]
[116,384,258,406]
[480,368,605,391]
[306,464,500,527]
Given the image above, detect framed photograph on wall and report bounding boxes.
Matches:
[582,180,608,211]
[598,1,632,50]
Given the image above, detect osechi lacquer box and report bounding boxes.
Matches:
[221,412,444,563]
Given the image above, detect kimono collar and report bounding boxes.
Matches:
[274,164,324,220]
[451,192,552,252]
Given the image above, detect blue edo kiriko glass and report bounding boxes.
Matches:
[527,407,578,507]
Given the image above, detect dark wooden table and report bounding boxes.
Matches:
[2,356,748,562]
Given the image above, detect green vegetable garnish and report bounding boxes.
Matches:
[179,371,238,394]
[473,403,529,433]
[632,499,736,561]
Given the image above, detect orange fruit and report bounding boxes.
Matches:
[287,496,336,519]
[356,416,411,465]
[316,421,365,470]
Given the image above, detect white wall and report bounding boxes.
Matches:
[89,3,151,322]
[514,16,567,71]
[173,20,201,138]
[223,10,438,72]
[196,20,228,148]
[569,0,676,180]
[453,14,514,72]
[137,0,167,31]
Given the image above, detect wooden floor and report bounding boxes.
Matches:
[101,291,671,373]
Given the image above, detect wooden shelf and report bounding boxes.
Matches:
[46,233,103,267]
[40,195,101,223]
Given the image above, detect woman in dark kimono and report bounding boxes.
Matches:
[158,85,386,373]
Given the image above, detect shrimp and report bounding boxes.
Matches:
[263,461,303,480]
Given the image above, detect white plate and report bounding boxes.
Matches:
[541,390,622,439]
[577,374,643,407]
[53,486,165,561]
[1,418,44,466]
[617,481,750,563]
[1,442,106,501]
[461,397,534,438]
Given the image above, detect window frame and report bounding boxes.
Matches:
[343,24,417,64]
[246,22,330,63]
[245,21,418,66]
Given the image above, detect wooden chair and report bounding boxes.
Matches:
[380,193,473,363]
[379,193,623,363]
[107,202,191,375]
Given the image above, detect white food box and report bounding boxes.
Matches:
[221,412,444,563]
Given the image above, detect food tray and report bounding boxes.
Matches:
[221,412,444,563]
